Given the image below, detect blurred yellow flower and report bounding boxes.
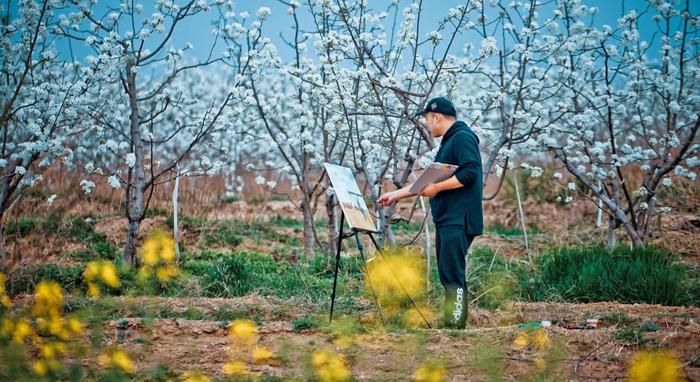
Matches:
[513,333,528,349]
[139,230,179,283]
[628,350,681,382]
[86,282,101,298]
[229,319,258,345]
[513,329,550,351]
[413,361,447,382]
[40,342,66,359]
[182,371,211,382]
[33,281,63,318]
[311,349,351,382]
[99,349,135,374]
[142,230,176,266]
[531,329,550,350]
[534,356,546,371]
[403,303,435,329]
[100,262,120,288]
[12,317,34,343]
[366,250,425,305]
[252,346,276,364]
[0,272,10,308]
[223,360,247,376]
[33,358,61,376]
[155,264,179,282]
[67,317,83,335]
[0,317,12,338]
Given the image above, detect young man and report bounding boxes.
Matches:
[377,97,483,329]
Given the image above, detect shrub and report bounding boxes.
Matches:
[184,253,253,297]
[5,217,40,237]
[6,264,84,295]
[520,245,696,306]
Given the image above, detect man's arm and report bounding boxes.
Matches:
[422,131,481,197]
[377,183,417,207]
[420,176,462,197]
[452,131,481,187]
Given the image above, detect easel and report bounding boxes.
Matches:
[328,210,432,329]
[329,210,386,324]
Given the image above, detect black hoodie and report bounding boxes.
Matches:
[429,120,484,235]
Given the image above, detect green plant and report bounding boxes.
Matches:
[6,264,84,295]
[614,326,645,345]
[521,245,696,306]
[203,225,243,248]
[185,253,253,297]
[293,315,319,332]
[5,217,40,237]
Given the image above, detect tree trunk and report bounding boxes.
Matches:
[124,219,141,266]
[302,199,316,258]
[123,63,145,267]
[606,217,617,248]
[0,219,5,263]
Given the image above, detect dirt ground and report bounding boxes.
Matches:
[5,188,700,380]
[85,297,700,381]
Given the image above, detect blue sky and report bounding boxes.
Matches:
[13,1,698,65]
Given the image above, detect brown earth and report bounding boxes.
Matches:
[81,297,700,381]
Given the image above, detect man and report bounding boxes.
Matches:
[377,97,483,329]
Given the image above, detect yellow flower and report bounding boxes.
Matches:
[229,319,258,345]
[0,317,13,338]
[0,272,10,308]
[252,346,276,364]
[48,317,70,339]
[534,357,546,371]
[12,317,34,343]
[99,349,135,374]
[142,230,175,266]
[403,304,435,329]
[531,329,550,350]
[84,261,121,297]
[33,360,48,376]
[182,371,211,382]
[223,360,247,376]
[513,333,528,349]
[311,349,351,382]
[155,265,179,282]
[140,231,179,283]
[33,281,63,318]
[33,358,61,376]
[87,282,101,298]
[99,262,121,288]
[41,342,66,359]
[413,361,447,382]
[84,262,100,281]
[67,318,83,335]
[366,250,426,307]
[628,350,681,382]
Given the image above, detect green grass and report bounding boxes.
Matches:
[519,245,699,306]
[4,217,41,237]
[6,264,84,295]
[485,224,541,237]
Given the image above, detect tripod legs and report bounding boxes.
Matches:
[354,232,386,326]
[329,213,345,323]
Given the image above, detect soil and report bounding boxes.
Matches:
[84,297,700,381]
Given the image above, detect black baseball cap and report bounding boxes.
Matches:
[414,97,456,117]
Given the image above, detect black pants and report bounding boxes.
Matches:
[435,225,476,328]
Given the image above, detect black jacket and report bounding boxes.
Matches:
[429,121,484,235]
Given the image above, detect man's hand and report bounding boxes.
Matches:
[377,191,398,207]
[421,183,440,198]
